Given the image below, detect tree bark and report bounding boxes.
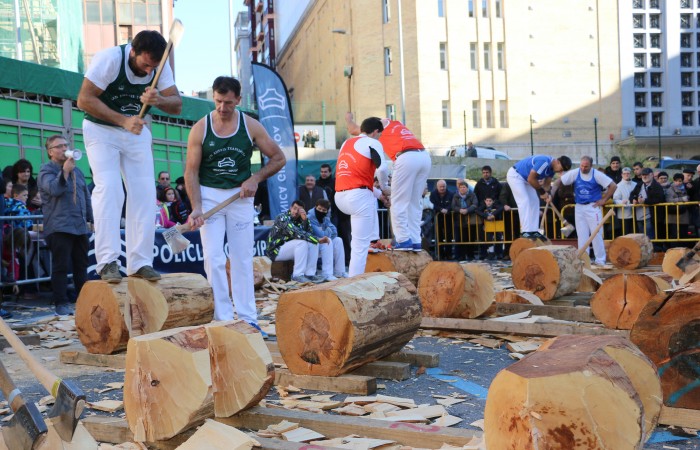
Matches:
[590,274,665,329]
[417,262,494,318]
[484,335,662,450]
[631,283,700,409]
[276,272,422,376]
[511,245,583,301]
[509,236,551,262]
[608,233,654,270]
[365,250,434,287]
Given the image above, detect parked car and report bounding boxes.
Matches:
[645,156,700,171]
[446,145,512,160]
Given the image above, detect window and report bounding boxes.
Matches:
[634,54,646,68]
[386,104,396,120]
[483,43,491,70]
[682,14,692,29]
[650,0,659,7]
[636,112,648,127]
[651,72,663,87]
[86,0,100,23]
[635,93,646,107]
[634,34,645,48]
[438,0,444,17]
[134,1,147,25]
[497,43,504,70]
[383,0,390,23]
[118,0,132,23]
[651,34,662,48]
[470,43,477,69]
[681,72,692,87]
[632,0,643,8]
[499,101,508,127]
[148,3,161,24]
[651,53,661,68]
[440,42,448,70]
[683,91,694,106]
[495,0,501,18]
[482,0,488,17]
[472,101,481,127]
[102,0,114,22]
[442,101,451,128]
[485,101,494,128]
[683,111,694,126]
[652,112,663,127]
[633,14,644,28]
[682,33,691,48]
[384,47,392,75]
[468,0,474,17]
[634,73,646,87]
[682,53,693,68]
[682,0,691,8]
[650,14,660,28]
[651,92,663,107]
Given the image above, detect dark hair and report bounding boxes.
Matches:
[158,171,169,178]
[673,173,684,181]
[131,30,167,60]
[360,117,384,135]
[45,134,66,153]
[316,198,331,209]
[658,171,669,178]
[12,184,27,196]
[159,186,181,202]
[633,161,643,168]
[320,163,332,172]
[292,199,305,209]
[12,159,33,184]
[212,76,242,96]
[481,165,492,172]
[558,156,572,171]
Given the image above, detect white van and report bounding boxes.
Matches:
[446,145,512,160]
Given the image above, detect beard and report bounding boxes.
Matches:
[128,55,149,77]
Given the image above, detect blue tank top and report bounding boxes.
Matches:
[574,169,602,204]
[514,155,554,180]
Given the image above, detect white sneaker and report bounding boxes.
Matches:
[324,275,338,281]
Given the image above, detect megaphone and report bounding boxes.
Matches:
[64,149,82,161]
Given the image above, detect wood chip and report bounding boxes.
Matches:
[333,404,367,416]
[470,418,485,430]
[41,339,72,349]
[281,427,325,443]
[88,400,124,413]
[266,420,299,434]
[436,397,466,407]
[433,414,464,427]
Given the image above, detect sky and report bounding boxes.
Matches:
[172,0,247,95]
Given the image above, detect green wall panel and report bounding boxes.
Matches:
[151,123,166,139]
[20,128,42,148]
[166,125,181,141]
[43,106,63,126]
[0,125,19,145]
[0,146,21,170]
[19,102,40,122]
[0,99,18,119]
[71,110,83,128]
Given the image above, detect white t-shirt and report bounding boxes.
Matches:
[85,44,175,92]
[559,168,613,189]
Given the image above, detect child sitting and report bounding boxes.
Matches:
[476,196,504,260]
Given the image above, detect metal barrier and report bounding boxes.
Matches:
[0,214,53,290]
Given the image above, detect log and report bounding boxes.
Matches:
[227,259,264,290]
[511,245,583,301]
[417,262,494,318]
[508,236,551,262]
[630,282,700,409]
[76,273,214,354]
[205,320,274,417]
[494,289,544,306]
[590,273,666,330]
[608,233,654,270]
[276,272,422,376]
[484,335,662,450]
[662,247,700,280]
[365,250,433,287]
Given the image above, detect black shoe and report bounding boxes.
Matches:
[55,303,74,316]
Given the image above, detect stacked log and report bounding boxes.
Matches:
[417,262,494,318]
[276,272,421,376]
[608,233,653,270]
[590,274,667,329]
[511,245,582,301]
[631,282,700,409]
[508,236,551,262]
[365,251,433,286]
[484,335,662,450]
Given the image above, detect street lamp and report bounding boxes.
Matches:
[332,29,353,113]
[397,0,407,125]
[530,115,536,156]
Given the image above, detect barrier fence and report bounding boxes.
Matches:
[0,214,53,290]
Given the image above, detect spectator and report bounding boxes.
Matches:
[632,162,644,183]
[553,181,576,238]
[612,167,636,236]
[630,167,665,245]
[465,141,477,157]
[451,180,479,261]
[499,182,519,260]
[156,171,171,198]
[317,163,351,264]
[297,174,327,212]
[666,173,690,241]
[174,176,191,210]
[604,156,623,184]
[420,186,434,251]
[265,200,324,283]
[155,199,176,229]
[2,178,12,200]
[684,168,699,237]
[38,134,93,316]
[308,199,346,281]
[430,179,453,259]
[11,159,37,193]
[657,171,670,189]
[161,187,189,224]
[476,196,504,260]
[27,188,42,214]
[6,185,33,229]
[474,165,502,207]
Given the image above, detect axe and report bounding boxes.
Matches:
[163,192,241,254]
[549,202,575,238]
[0,359,47,450]
[675,240,700,272]
[0,318,85,443]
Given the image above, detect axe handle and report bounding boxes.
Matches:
[175,192,241,234]
[0,318,57,394]
[0,359,26,412]
[549,201,568,225]
[137,39,174,119]
[576,208,615,259]
[540,201,550,231]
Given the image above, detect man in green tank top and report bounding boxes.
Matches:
[185,77,285,330]
[77,30,182,283]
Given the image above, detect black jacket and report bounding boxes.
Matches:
[629,179,665,205]
[474,178,502,206]
[430,189,453,213]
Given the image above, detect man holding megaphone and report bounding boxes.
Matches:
[38,135,93,316]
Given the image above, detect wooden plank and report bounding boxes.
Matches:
[494,302,598,323]
[60,350,126,369]
[0,333,40,350]
[221,406,480,449]
[275,369,376,395]
[351,361,410,380]
[382,350,440,368]
[421,317,630,338]
[658,406,700,429]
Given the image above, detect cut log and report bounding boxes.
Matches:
[276,272,422,376]
[630,282,700,409]
[508,236,551,262]
[662,247,700,280]
[608,233,654,270]
[365,251,434,287]
[177,419,259,450]
[511,245,583,301]
[205,320,274,417]
[590,274,666,329]
[76,273,214,354]
[417,262,494,318]
[124,325,212,442]
[484,335,662,450]
[494,290,544,306]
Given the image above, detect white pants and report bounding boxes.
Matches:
[575,203,606,265]
[317,237,346,277]
[507,167,540,233]
[199,186,256,323]
[84,120,156,274]
[276,240,318,278]
[336,188,377,277]
[391,150,432,243]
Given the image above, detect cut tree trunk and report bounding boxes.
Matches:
[662,247,700,280]
[608,233,654,270]
[205,320,274,417]
[631,282,700,409]
[365,251,434,287]
[494,289,544,305]
[590,274,665,330]
[509,236,551,263]
[511,245,583,301]
[417,262,494,319]
[76,274,214,354]
[276,272,422,376]
[484,335,662,450]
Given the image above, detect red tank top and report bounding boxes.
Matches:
[379,120,424,161]
[336,136,377,191]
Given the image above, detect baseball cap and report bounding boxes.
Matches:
[683,168,695,175]
[641,167,653,175]
[622,167,632,173]
[610,156,621,163]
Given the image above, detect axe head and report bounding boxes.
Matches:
[3,402,47,450]
[163,225,191,254]
[48,379,85,442]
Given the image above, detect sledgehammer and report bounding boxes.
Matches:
[0,359,47,450]
[0,318,85,443]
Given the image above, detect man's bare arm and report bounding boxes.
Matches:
[345,112,361,136]
[141,85,182,115]
[184,120,205,229]
[239,118,286,198]
[78,79,130,128]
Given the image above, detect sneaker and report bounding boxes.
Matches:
[393,239,414,251]
[131,266,161,281]
[309,275,325,284]
[412,243,422,252]
[0,308,12,319]
[324,274,339,281]
[99,261,123,284]
[368,241,387,253]
[247,321,269,339]
[55,303,74,316]
[292,275,313,283]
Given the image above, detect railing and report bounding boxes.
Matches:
[0,214,53,290]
